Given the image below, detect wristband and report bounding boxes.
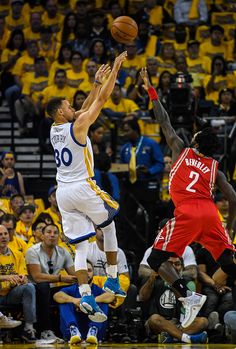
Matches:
[94,80,102,85]
[148,86,158,101]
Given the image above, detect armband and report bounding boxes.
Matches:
[94,80,102,85]
[148,86,158,101]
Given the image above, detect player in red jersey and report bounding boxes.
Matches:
[140,67,236,329]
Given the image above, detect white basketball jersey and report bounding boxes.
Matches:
[50,122,94,183]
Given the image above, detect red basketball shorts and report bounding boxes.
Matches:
[153,199,235,260]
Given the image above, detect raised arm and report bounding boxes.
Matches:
[73,51,127,143]
[75,64,111,117]
[215,170,236,238]
[140,67,184,161]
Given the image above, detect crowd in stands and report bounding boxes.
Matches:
[0,0,236,345]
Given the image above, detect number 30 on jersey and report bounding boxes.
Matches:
[54,147,72,167]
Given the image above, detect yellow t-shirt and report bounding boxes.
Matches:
[203,74,236,103]
[8,236,27,255]
[41,85,75,106]
[66,69,88,89]
[199,41,230,61]
[12,53,35,84]
[48,61,72,86]
[0,247,28,296]
[103,98,139,114]
[5,14,26,31]
[1,48,23,73]
[22,73,49,103]
[79,80,93,93]
[42,12,64,33]
[122,55,146,72]
[23,27,41,42]
[15,220,33,242]
[186,55,211,74]
[38,40,60,67]
[0,28,10,54]
[149,6,163,26]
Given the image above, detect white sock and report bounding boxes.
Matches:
[181,333,191,343]
[24,323,34,331]
[106,264,117,278]
[79,284,91,296]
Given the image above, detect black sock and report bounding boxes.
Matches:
[172,278,189,298]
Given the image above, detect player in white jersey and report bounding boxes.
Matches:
[47,52,127,323]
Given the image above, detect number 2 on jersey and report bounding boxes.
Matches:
[54,147,72,167]
[186,171,199,193]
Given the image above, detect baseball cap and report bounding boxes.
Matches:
[19,203,35,215]
[48,185,57,197]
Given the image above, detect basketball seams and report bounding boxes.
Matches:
[111,25,136,38]
[112,20,138,31]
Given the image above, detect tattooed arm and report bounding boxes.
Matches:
[140,67,184,162]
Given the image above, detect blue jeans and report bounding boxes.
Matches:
[59,302,109,341]
[0,284,36,323]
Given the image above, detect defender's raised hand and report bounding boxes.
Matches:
[140,67,151,91]
[95,64,111,84]
[113,51,127,71]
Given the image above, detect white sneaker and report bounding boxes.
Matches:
[0,315,22,329]
[179,292,207,328]
[41,330,64,344]
[86,326,98,344]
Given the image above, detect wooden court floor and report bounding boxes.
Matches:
[0,344,236,348]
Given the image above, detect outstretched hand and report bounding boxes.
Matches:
[140,67,151,91]
[113,51,127,71]
[95,64,111,84]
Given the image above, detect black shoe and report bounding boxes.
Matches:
[21,329,37,343]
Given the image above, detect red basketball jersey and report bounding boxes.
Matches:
[169,148,218,206]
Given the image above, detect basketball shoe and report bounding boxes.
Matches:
[80,294,107,323]
[103,277,126,297]
[179,291,207,328]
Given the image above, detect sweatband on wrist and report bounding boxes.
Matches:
[148,86,158,101]
[94,80,102,85]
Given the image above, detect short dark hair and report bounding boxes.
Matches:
[0,214,17,229]
[42,223,59,234]
[210,25,224,35]
[123,118,141,135]
[46,97,64,118]
[32,219,46,231]
[10,193,25,202]
[194,127,219,157]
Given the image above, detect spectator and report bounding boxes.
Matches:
[0,225,37,342]
[174,0,208,27]
[73,21,90,58]
[210,88,236,119]
[199,25,231,61]
[15,203,35,242]
[89,10,110,46]
[56,12,77,46]
[72,89,87,111]
[203,55,236,104]
[140,255,208,344]
[156,70,172,112]
[0,213,27,254]
[156,42,176,75]
[25,223,77,342]
[14,56,49,136]
[88,38,109,65]
[89,122,112,169]
[9,193,25,219]
[48,43,72,86]
[119,118,164,251]
[5,0,26,31]
[53,260,114,345]
[0,29,25,101]
[0,16,10,55]
[42,0,64,33]
[79,60,98,93]
[27,220,46,248]
[38,26,59,66]
[43,185,62,231]
[0,151,25,197]
[66,51,88,89]
[127,68,149,111]
[134,0,163,30]
[23,12,42,42]
[186,40,211,75]
[122,41,145,84]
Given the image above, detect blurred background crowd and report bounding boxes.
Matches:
[0,0,236,345]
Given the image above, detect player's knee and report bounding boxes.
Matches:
[217,249,236,278]
[147,249,171,272]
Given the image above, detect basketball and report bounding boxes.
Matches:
[111,16,138,44]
